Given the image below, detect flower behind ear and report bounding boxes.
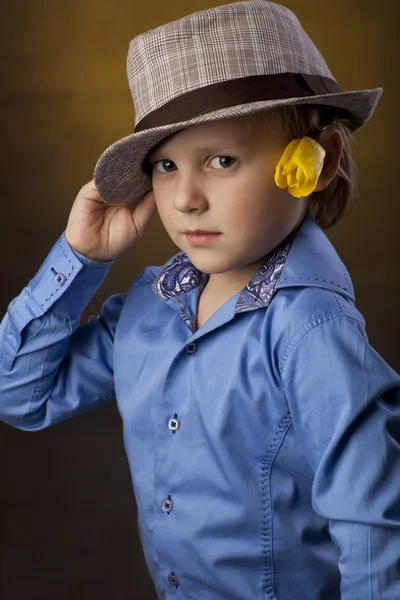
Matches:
[275,137,326,198]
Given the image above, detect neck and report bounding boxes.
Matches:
[203,256,266,300]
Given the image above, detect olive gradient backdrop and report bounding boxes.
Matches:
[0,1,399,598]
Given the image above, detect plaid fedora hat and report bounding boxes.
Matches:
[94,0,382,208]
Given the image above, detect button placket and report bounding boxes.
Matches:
[163,354,187,592]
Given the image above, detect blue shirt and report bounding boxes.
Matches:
[1,211,399,599]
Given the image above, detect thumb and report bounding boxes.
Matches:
[132,190,157,233]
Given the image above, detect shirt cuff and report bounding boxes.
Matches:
[27,232,113,316]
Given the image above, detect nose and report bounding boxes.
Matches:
[172,173,208,213]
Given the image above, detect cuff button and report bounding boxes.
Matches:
[55,273,66,286]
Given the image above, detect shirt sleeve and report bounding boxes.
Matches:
[0,232,124,431]
[281,312,400,600]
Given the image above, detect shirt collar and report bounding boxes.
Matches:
[151,210,354,329]
[277,211,355,301]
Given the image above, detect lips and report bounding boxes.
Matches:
[185,231,221,246]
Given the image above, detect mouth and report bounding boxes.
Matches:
[184,230,220,234]
[184,231,221,246]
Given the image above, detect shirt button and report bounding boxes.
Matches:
[167,572,180,588]
[168,414,180,433]
[186,342,197,355]
[161,495,174,514]
[54,273,66,286]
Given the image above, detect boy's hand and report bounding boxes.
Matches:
[65,180,157,262]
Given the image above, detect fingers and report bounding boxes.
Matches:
[132,191,157,230]
[78,179,105,204]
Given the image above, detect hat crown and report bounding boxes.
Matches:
[127,0,335,127]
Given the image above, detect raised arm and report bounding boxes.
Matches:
[0,232,121,429]
[0,180,157,430]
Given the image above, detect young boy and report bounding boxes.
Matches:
[1,2,399,598]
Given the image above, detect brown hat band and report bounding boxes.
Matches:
[134,72,342,133]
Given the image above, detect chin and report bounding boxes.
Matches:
[184,253,235,275]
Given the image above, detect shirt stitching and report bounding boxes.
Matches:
[279,275,349,292]
[279,312,366,377]
[260,412,292,599]
[41,239,109,306]
[332,293,369,343]
[41,239,76,305]
[339,258,351,291]
[279,311,342,375]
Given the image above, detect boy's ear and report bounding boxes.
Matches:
[314,125,343,192]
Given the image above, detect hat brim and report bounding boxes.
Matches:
[94,88,382,208]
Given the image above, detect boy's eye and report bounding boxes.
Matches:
[153,156,237,173]
[210,156,236,169]
[153,159,175,173]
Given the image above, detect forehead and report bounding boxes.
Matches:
[148,113,274,157]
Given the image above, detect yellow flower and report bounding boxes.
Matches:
[274,137,326,198]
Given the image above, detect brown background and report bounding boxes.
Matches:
[0,1,399,598]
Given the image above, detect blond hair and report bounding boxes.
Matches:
[252,104,357,230]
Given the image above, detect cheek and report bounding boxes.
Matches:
[230,188,292,237]
[154,197,173,230]
[228,187,272,223]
